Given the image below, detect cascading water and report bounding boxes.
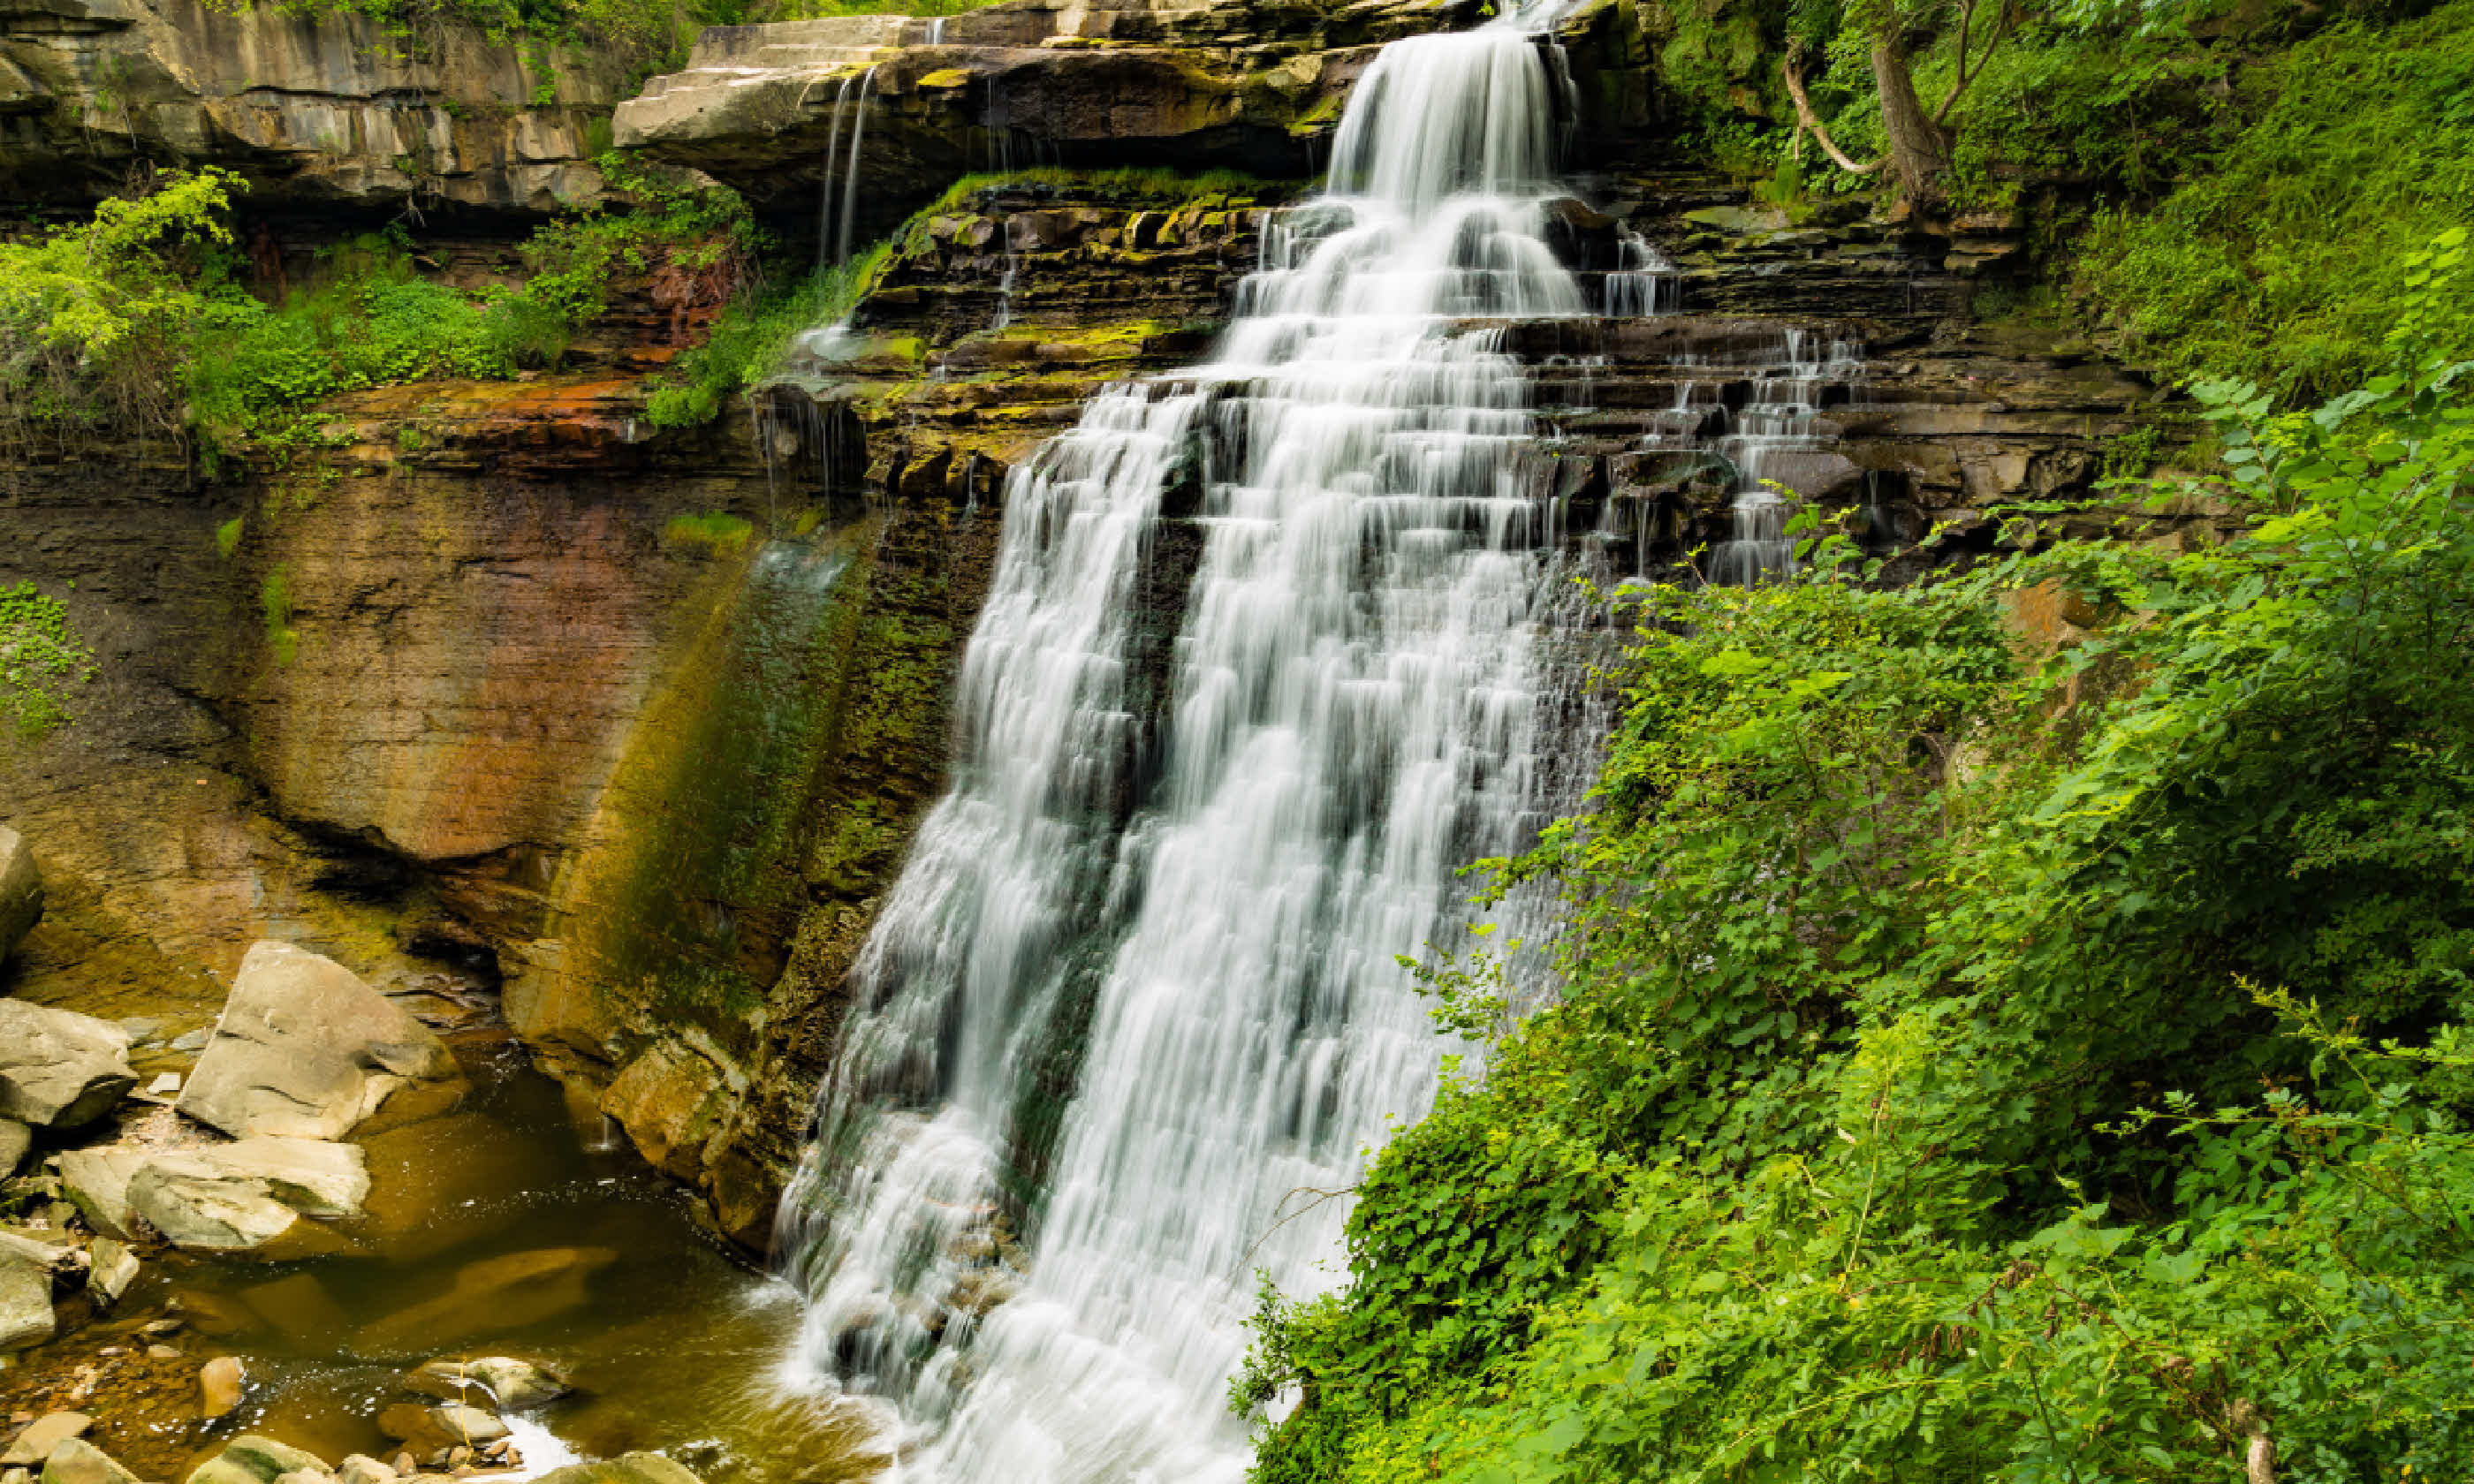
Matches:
[778,10,1597,1481]
[1708,329,1864,585]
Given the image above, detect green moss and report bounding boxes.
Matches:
[259,564,300,668]
[215,517,242,558]
[664,512,755,552]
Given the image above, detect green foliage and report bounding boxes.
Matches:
[644,243,889,428]
[186,226,572,458]
[215,517,244,558]
[0,582,96,738]
[2073,0,2474,398]
[1243,293,2474,1480]
[0,166,245,448]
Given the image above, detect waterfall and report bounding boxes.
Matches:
[1708,329,1864,586]
[815,67,878,276]
[837,67,878,269]
[777,11,1594,1481]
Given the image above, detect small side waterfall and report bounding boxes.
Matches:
[815,66,879,276]
[778,11,1597,1482]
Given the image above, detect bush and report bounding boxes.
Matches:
[1241,239,2474,1482]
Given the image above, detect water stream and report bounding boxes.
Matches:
[776,9,1600,1481]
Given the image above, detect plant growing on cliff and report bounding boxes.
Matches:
[0,582,96,738]
[0,166,243,450]
[1240,274,2474,1480]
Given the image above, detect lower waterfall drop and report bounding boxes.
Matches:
[778,11,1595,1481]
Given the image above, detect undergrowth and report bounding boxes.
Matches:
[1239,235,2474,1482]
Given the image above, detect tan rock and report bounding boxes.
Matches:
[0,1003,135,1130]
[55,1148,148,1241]
[128,1158,345,1259]
[0,1122,26,1179]
[528,1452,706,1484]
[177,942,465,1141]
[35,1439,135,1484]
[198,1356,248,1420]
[1,1414,90,1468]
[0,1250,50,1352]
[83,1238,139,1307]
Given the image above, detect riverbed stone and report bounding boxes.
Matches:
[0,1122,26,1179]
[1,1414,89,1467]
[0,828,42,964]
[197,1357,247,1420]
[177,942,466,1141]
[55,1148,143,1241]
[334,1457,395,1484]
[84,1238,139,1307]
[0,1003,135,1130]
[530,1452,705,1484]
[406,1356,570,1410]
[34,1439,133,1484]
[128,1156,349,1258]
[184,1435,326,1484]
[0,1248,52,1351]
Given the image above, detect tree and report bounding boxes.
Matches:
[1781,0,2022,211]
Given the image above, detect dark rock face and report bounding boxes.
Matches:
[0,0,618,218]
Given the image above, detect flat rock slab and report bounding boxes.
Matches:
[183,1434,326,1484]
[0,1001,136,1129]
[128,1155,349,1260]
[2,1412,92,1466]
[178,941,465,1141]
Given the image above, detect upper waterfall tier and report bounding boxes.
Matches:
[772,12,1608,1484]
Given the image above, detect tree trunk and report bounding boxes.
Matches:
[1870,31,1953,212]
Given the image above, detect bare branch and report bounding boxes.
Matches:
[1782,55,1886,176]
[1935,0,2019,125]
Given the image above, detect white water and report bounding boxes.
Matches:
[778,11,1592,1482]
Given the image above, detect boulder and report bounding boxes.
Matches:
[0,1246,52,1351]
[0,1003,136,1130]
[183,1436,326,1484]
[2,1414,90,1468]
[127,1156,349,1259]
[0,1228,73,1274]
[334,1458,395,1484]
[197,1138,370,1219]
[178,942,465,1141]
[85,1238,139,1307]
[198,1356,247,1420]
[0,827,42,962]
[0,1120,27,1178]
[55,1148,148,1240]
[406,1356,570,1410]
[531,1453,706,1484]
[35,1440,135,1484]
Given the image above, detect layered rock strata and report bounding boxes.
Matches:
[0,0,620,215]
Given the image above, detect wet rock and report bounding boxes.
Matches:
[429,1405,506,1445]
[83,1238,138,1307]
[1,1414,89,1467]
[0,1123,26,1179]
[0,1003,136,1130]
[178,943,466,1141]
[147,1344,180,1360]
[335,1458,395,1484]
[184,1435,326,1484]
[406,1357,570,1411]
[127,1148,355,1258]
[530,1451,706,1484]
[0,1247,51,1351]
[34,1439,134,1484]
[353,1247,615,1355]
[55,1149,146,1241]
[145,1073,181,1098]
[0,827,42,963]
[197,1357,248,1420]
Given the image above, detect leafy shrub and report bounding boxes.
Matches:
[0,582,95,738]
[1241,243,2474,1482]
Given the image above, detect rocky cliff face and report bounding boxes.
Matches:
[1,0,618,216]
